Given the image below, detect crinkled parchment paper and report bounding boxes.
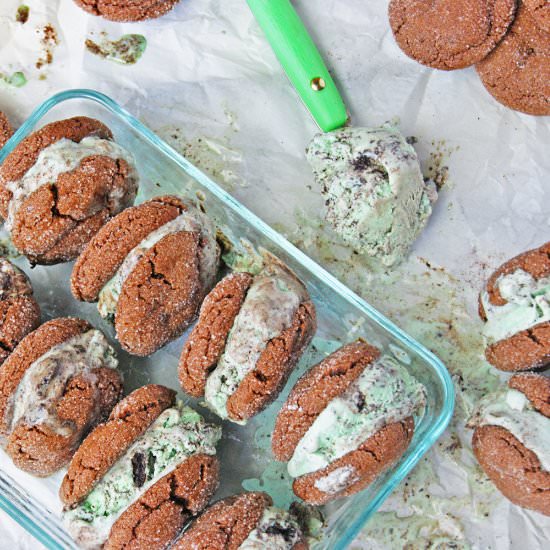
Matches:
[1,0,549,548]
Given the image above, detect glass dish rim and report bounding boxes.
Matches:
[0,88,455,550]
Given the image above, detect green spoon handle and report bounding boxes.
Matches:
[247,0,348,132]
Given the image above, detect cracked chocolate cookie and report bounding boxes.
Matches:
[61,385,221,550]
[525,0,550,33]
[179,258,316,424]
[476,3,550,115]
[0,111,14,149]
[468,373,550,515]
[71,195,220,356]
[0,258,40,366]
[0,117,139,264]
[171,492,308,550]
[272,341,426,505]
[389,0,518,70]
[74,0,180,21]
[0,317,122,476]
[479,240,550,371]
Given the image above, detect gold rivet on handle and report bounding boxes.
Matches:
[310,77,326,91]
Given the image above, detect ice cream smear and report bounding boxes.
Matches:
[239,506,304,550]
[204,260,308,423]
[481,268,550,344]
[6,329,118,437]
[98,202,219,319]
[306,125,437,267]
[4,136,138,231]
[287,355,426,479]
[467,387,550,471]
[64,404,221,549]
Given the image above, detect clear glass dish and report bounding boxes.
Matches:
[0,89,454,550]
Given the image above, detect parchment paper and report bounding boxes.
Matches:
[0,0,549,548]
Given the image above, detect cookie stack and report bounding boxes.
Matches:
[468,241,550,516]
[389,0,550,115]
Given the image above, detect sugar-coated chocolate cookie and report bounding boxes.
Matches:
[0,317,122,476]
[0,117,139,264]
[171,492,308,550]
[74,0,180,22]
[0,111,14,149]
[479,241,550,371]
[524,0,550,32]
[476,3,550,115]
[469,373,550,516]
[272,341,425,505]
[389,0,518,70]
[61,386,221,550]
[179,259,316,424]
[72,196,220,356]
[0,258,40,366]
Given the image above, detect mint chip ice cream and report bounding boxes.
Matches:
[481,268,550,344]
[306,125,437,267]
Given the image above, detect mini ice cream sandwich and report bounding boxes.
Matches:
[72,196,220,356]
[0,317,122,476]
[0,258,40,365]
[61,385,221,549]
[272,341,426,504]
[479,241,550,371]
[468,373,550,516]
[0,117,138,264]
[171,492,308,550]
[179,259,316,424]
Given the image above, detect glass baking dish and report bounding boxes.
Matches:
[0,89,454,550]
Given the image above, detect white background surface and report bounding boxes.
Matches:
[0,0,549,548]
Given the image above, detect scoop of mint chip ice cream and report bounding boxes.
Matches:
[306,125,437,267]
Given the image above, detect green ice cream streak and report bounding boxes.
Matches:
[306,125,437,267]
[204,262,308,423]
[64,404,221,549]
[239,506,303,550]
[98,207,218,319]
[287,355,426,478]
[468,388,550,471]
[481,269,550,344]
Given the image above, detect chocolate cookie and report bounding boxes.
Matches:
[61,386,222,550]
[0,317,122,476]
[272,341,425,505]
[0,258,40,365]
[179,259,316,424]
[479,241,550,371]
[71,196,220,356]
[0,111,14,149]
[74,0,180,22]
[389,0,518,70]
[524,0,550,32]
[469,373,549,515]
[476,3,550,115]
[0,117,139,264]
[171,492,308,550]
